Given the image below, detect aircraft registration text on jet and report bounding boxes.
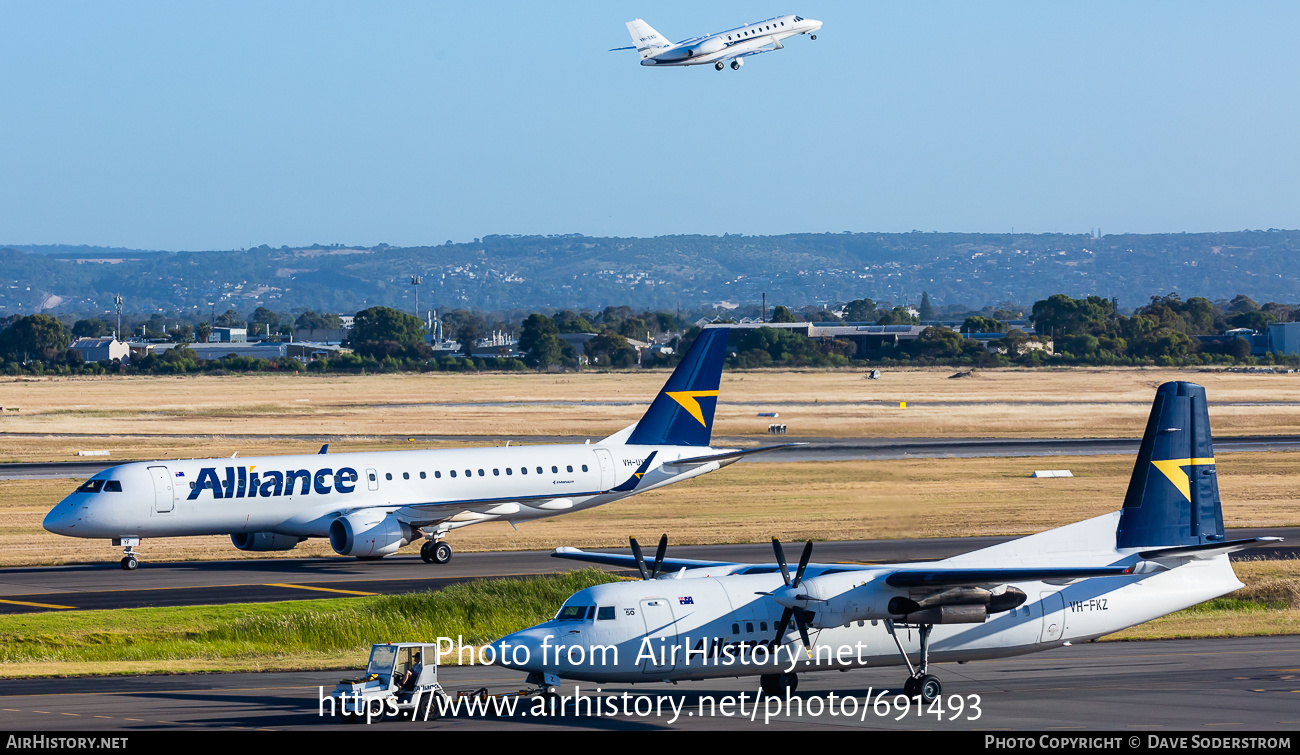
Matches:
[492,382,1280,701]
[43,329,790,570]
[613,15,821,71]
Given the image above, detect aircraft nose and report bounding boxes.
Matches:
[491,628,548,673]
[43,503,74,535]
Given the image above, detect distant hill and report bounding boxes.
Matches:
[3,230,1299,315]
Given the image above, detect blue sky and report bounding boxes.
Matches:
[1,1,1297,249]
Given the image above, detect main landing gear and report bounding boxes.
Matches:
[420,539,452,565]
[715,61,724,71]
[731,59,743,71]
[114,537,141,570]
[810,34,817,40]
[759,671,798,696]
[885,619,942,703]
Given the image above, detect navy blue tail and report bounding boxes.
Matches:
[626,328,730,446]
[1116,381,1225,549]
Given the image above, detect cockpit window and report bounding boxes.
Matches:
[76,479,104,493]
[103,480,123,492]
[557,605,591,621]
[597,606,616,621]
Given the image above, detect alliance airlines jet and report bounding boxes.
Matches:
[43,329,782,571]
[493,382,1280,702]
[614,15,821,70]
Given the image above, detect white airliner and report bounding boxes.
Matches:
[43,329,786,571]
[493,382,1280,701]
[613,15,821,70]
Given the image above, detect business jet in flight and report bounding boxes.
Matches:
[43,329,784,571]
[493,382,1279,701]
[614,15,821,70]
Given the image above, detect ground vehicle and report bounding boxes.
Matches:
[329,643,446,721]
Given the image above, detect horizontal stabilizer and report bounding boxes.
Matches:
[1139,536,1282,561]
[663,443,806,467]
[886,566,1133,588]
[551,546,735,572]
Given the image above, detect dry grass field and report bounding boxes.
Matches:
[4,452,1297,567]
[1,368,1298,465]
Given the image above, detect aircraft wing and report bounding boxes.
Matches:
[551,546,740,572]
[718,41,784,62]
[884,566,1135,588]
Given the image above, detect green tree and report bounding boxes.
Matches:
[586,331,638,368]
[918,291,935,321]
[876,306,919,326]
[214,309,245,328]
[961,316,1006,334]
[1230,310,1276,331]
[294,311,344,330]
[0,314,70,360]
[347,306,426,359]
[769,305,798,323]
[519,313,564,369]
[1030,294,1114,338]
[72,319,113,339]
[842,298,877,322]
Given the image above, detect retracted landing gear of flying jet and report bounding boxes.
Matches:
[114,537,141,570]
[715,61,724,71]
[420,540,452,565]
[885,619,942,702]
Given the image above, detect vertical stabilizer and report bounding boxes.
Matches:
[626,329,730,446]
[1116,382,1225,549]
[626,19,671,59]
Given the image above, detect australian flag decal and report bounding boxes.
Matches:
[678,596,694,605]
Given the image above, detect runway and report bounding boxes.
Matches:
[0,529,1294,615]
[4,433,1300,479]
[0,636,1294,730]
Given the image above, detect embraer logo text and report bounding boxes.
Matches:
[187,466,359,500]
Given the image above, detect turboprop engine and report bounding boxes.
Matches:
[779,574,1028,627]
[328,511,415,558]
[230,532,306,552]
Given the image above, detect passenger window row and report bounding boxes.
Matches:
[730,621,769,635]
[382,464,589,482]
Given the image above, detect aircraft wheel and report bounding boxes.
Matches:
[759,671,798,696]
[903,676,919,698]
[715,61,724,71]
[811,34,817,40]
[731,60,741,70]
[120,555,139,571]
[918,674,942,702]
[420,541,435,564]
[431,542,453,564]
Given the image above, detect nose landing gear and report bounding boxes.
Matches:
[885,619,942,702]
[114,537,141,570]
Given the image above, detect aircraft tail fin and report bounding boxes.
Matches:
[1116,381,1225,549]
[626,328,730,447]
[626,19,671,59]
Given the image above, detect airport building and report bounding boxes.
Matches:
[70,337,130,363]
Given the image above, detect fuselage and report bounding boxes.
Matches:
[42,443,728,541]
[492,553,1240,684]
[643,15,821,66]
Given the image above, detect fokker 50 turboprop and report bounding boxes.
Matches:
[613,15,821,70]
[492,382,1279,701]
[43,329,787,571]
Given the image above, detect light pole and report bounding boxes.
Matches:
[114,295,123,341]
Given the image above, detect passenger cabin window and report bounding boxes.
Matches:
[368,472,377,482]
[385,473,392,480]
[402,472,409,480]
[465,469,472,477]
[732,623,740,635]
[746,622,754,633]
[450,470,456,478]
[566,465,573,473]
[597,606,616,621]
[552,466,558,473]
[581,464,588,472]
[478,469,485,477]
[506,468,512,475]
[77,479,104,493]
[557,605,591,621]
[520,467,526,475]
[435,471,442,478]
[493,469,500,476]
[760,621,768,632]
[419,471,426,479]
[537,466,543,474]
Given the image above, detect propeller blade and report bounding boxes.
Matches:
[792,540,814,588]
[793,607,813,652]
[772,537,792,587]
[629,536,650,581]
[771,607,793,647]
[650,534,668,579]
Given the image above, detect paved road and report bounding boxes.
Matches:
[0,529,1293,615]
[5,434,1300,480]
[0,636,1294,730]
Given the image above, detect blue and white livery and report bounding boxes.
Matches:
[614,15,821,71]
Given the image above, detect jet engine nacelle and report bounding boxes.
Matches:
[230,532,306,552]
[656,37,725,61]
[329,511,414,558]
